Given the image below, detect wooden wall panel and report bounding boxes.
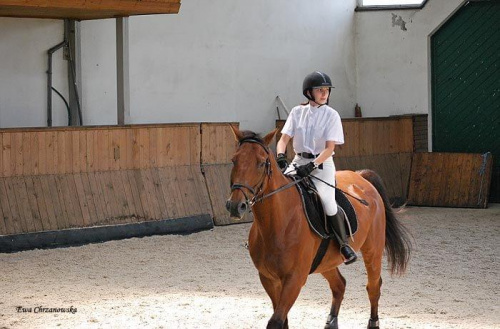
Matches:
[0,124,201,178]
[337,117,414,157]
[0,167,213,235]
[201,123,239,165]
[408,152,493,208]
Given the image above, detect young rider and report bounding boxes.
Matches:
[276,71,357,265]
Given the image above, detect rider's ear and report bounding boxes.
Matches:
[263,128,279,146]
[229,124,244,142]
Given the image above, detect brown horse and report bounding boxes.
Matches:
[225,127,412,329]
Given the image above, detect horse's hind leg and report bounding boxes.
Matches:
[321,268,346,329]
[362,249,383,329]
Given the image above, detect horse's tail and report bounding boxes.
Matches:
[357,169,412,276]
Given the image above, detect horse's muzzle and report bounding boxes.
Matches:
[225,199,248,219]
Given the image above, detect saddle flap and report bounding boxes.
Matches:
[293,176,358,239]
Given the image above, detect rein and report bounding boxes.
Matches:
[230,137,368,208]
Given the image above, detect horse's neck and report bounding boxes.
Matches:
[251,174,299,236]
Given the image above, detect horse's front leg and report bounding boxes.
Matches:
[266,274,306,329]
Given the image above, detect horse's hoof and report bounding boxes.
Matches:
[324,314,338,329]
[267,318,285,329]
[367,317,380,329]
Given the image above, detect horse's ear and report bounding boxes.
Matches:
[229,124,244,142]
[263,128,279,146]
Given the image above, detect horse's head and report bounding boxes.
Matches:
[225,125,279,219]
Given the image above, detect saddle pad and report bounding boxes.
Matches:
[335,188,358,235]
[293,176,358,239]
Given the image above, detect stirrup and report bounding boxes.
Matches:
[340,245,357,265]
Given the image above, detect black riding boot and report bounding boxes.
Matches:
[327,211,357,265]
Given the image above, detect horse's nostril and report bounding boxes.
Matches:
[225,200,231,211]
[238,202,247,214]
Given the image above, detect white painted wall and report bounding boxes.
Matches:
[0,0,469,132]
[0,0,357,133]
[355,0,465,117]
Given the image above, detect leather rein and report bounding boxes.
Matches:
[230,137,368,208]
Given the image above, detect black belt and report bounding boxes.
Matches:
[297,152,319,159]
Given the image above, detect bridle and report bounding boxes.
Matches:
[230,137,273,207]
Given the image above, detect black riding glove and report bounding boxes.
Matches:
[295,162,317,177]
[276,153,289,172]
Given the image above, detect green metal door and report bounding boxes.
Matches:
[431,0,500,202]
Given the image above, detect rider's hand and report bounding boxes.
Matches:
[276,153,289,172]
[295,162,317,177]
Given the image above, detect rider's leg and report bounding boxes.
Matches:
[314,158,357,265]
[327,209,357,265]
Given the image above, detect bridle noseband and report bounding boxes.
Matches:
[230,138,272,207]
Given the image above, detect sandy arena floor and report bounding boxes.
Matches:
[1,205,499,329]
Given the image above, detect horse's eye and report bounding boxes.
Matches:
[258,162,266,168]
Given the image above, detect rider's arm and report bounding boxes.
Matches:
[277,133,291,155]
[313,141,335,166]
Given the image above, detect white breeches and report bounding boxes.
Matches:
[285,155,338,216]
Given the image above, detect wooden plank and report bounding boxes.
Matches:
[157,167,180,219]
[0,179,15,235]
[44,131,56,174]
[126,170,146,221]
[79,172,98,225]
[39,175,60,231]
[117,129,128,170]
[1,133,12,177]
[24,176,44,232]
[131,129,140,169]
[71,130,81,173]
[97,130,110,172]
[149,128,159,168]
[12,177,34,233]
[109,170,132,223]
[37,132,47,175]
[96,171,116,223]
[132,169,152,220]
[12,132,23,176]
[31,176,50,232]
[150,167,169,219]
[22,132,32,175]
[139,128,150,169]
[0,0,181,20]
[118,170,137,220]
[190,166,212,215]
[0,187,6,235]
[87,172,107,223]
[56,175,79,228]
[408,152,492,207]
[73,173,91,227]
[142,168,161,219]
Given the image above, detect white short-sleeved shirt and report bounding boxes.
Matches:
[281,104,344,155]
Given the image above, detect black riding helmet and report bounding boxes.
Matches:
[302,71,334,105]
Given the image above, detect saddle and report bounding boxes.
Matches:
[293,176,358,240]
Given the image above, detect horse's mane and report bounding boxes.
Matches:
[240,130,264,143]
